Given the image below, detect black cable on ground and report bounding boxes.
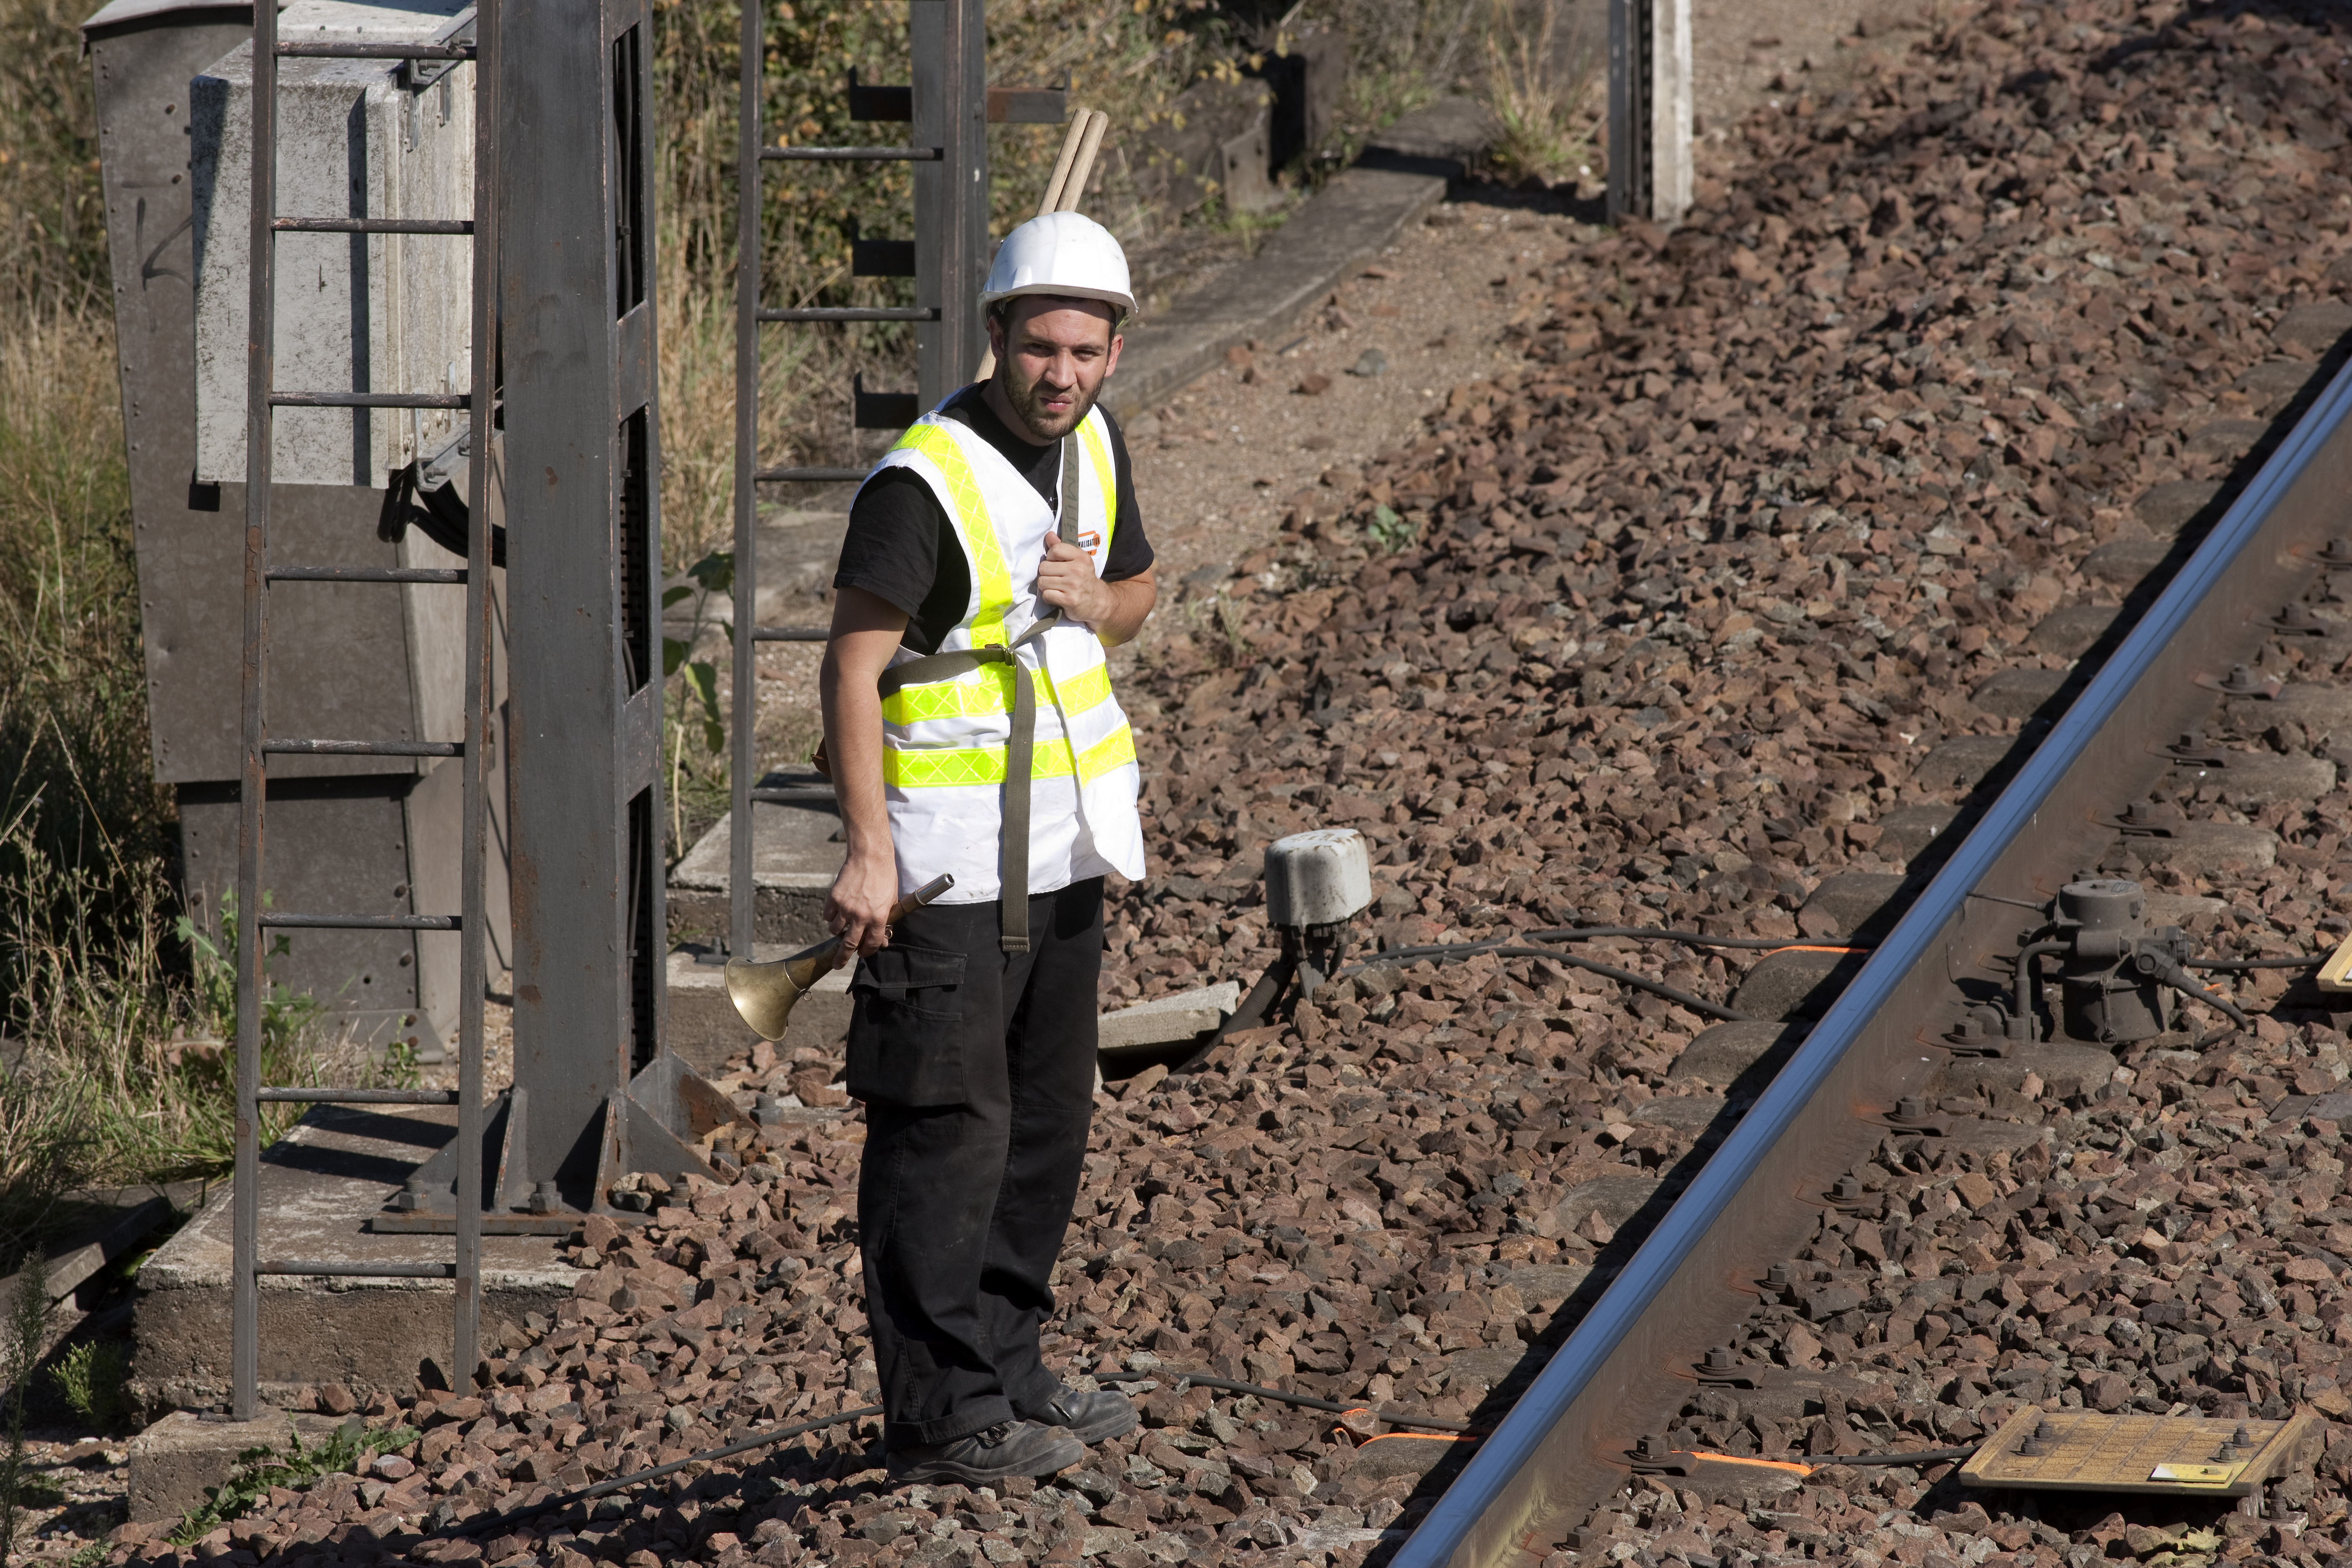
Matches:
[1831,1444,1978,1467]
[1338,944,1750,1023]
[1659,1442,1979,1471]
[2187,955,2326,970]
[454,1403,883,1536]
[1525,924,1829,952]
[1171,1373,1478,1434]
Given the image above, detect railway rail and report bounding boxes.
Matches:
[95,3,2352,1568]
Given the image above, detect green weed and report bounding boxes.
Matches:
[1482,0,1599,188]
[1367,504,1420,553]
[169,1418,421,1547]
[50,1340,129,1433]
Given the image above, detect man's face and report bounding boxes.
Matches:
[988,296,1123,441]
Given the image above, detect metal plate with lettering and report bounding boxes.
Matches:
[1960,1406,2318,1497]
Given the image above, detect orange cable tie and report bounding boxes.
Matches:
[1671,1449,1817,1475]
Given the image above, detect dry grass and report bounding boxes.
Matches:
[1483,0,1602,188]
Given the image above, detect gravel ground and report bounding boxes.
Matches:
[64,0,2352,1565]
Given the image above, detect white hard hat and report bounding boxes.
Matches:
[980,212,1135,320]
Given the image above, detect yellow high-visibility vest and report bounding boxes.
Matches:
[854,402,1145,921]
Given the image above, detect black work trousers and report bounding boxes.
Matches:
[846,877,1102,1448]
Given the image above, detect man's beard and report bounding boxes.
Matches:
[1001,364,1096,441]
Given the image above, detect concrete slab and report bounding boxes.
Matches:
[1913,734,2025,793]
[128,1409,348,1524]
[1875,803,1961,866]
[2167,751,2335,807]
[2135,480,2221,536]
[1098,982,1240,1053]
[1547,1174,1660,1234]
[2030,603,2123,659]
[2129,822,2280,874]
[1939,1042,2116,1101]
[132,1104,578,1416]
[2084,536,2171,587]
[1730,948,1867,1021]
[1970,666,2070,720]
[666,944,853,1076]
[1799,872,1911,941]
[667,797,843,951]
[1667,1020,1807,1091]
[1104,96,1494,421]
[2247,683,2352,734]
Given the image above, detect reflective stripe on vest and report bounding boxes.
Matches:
[1078,417,1116,555]
[879,658,1114,729]
[891,421,1015,648]
[884,725,1137,790]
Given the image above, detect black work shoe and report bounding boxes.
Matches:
[886,1420,1085,1485]
[1029,1385,1139,1444]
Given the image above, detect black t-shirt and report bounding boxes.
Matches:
[834,387,1153,654]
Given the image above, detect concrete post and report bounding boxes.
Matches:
[1607,0,1692,227]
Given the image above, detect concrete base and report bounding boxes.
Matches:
[666,798,842,952]
[666,945,853,1076]
[127,1410,348,1524]
[132,1103,578,1418]
[1098,982,1240,1054]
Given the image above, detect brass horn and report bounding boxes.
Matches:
[723,873,954,1040]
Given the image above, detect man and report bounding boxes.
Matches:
[820,211,1157,1486]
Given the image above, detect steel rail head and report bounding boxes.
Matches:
[1391,354,2352,1568]
[749,626,830,641]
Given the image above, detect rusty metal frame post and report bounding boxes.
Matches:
[230,0,281,1426]
[232,9,494,1414]
[452,0,501,1387]
[502,0,666,1198]
[1607,0,1691,227]
[914,0,987,408]
[729,0,762,965]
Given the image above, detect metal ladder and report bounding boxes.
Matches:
[726,0,1020,960]
[229,0,501,1420]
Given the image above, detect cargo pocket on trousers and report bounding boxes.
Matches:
[845,945,970,1106]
